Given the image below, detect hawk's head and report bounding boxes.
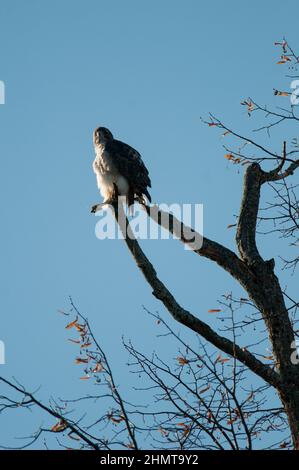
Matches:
[93,127,114,145]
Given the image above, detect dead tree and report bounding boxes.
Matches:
[110,39,299,448]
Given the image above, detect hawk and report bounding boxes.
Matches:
[91,127,151,213]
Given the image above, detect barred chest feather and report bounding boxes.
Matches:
[93,144,129,200]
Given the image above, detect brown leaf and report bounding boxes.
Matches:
[227,417,237,425]
[183,426,190,436]
[177,356,189,365]
[107,413,125,424]
[92,362,104,373]
[65,317,78,329]
[199,384,211,394]
[51,419,67,432]
[222,130,230,137]
[241,99,254,114]
[158,427,169,437]
[280,441,289,448]
[80,375,91,380]
[75,357,89,364]
[274,89,290,96]
[215,353,229,364]
[225,153,234,160]
[126,443,135,449]
[219,357,230,364]
[215,353,222,363]
[75,324,86,333]
[208,309,222,313]
[81,342,92,349]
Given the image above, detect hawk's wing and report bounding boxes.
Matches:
[105,139,151,202]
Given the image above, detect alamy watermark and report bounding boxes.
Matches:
[290,80,299,105]
[290,340,299,365]
[0,340,5,364]
[94,201,203,251]
[0,80,5,104]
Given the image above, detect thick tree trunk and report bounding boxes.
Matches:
[236,163,299,449]
[279,387,299,449]
[111,159,299,448]
[251,269,299,449]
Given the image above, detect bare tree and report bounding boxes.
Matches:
[0,301,290,450]
[109,38,299,449]
[0,39,298,450]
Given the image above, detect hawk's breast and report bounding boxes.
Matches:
[93,144,129,199]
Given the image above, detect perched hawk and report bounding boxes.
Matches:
[91,127,151,212]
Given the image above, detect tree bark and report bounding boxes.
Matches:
[110,160,299,448]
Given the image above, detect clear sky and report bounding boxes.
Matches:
[0,0,298,449]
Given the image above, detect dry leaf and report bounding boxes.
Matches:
[177,356,189,365]
[219,357,230,364]
[75,357,89,364]
[215,353,222,363]
[227,417,237,425]
[51,419,67,432]
[126,443,135,449]
[280,441,289,449]
[274,89,290,97]
[222,130,230,137]
[92,362,104,373]
[107,413,125,424]
[66,318,78,329]
[208,309,222,313]
[199,384,211,394]
[75,324,86,333]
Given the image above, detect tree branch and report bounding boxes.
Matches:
[236,163,264,265]
[112,201,280,388]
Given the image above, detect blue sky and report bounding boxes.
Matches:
[0,0,298,449]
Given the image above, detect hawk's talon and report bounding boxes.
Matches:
[91,204,101,213]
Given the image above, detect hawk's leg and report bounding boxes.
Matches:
[112,183,119,202]
[91,184,119,213]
